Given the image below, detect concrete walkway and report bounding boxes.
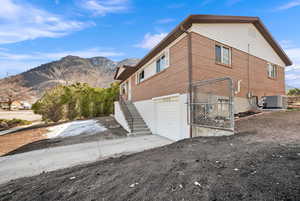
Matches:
[0,135,173,185]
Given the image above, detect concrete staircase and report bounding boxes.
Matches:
[121,101,152,136]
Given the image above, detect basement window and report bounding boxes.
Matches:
[267,63,277,79]
[215,45,231,66]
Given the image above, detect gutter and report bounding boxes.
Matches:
[180,25,193,138]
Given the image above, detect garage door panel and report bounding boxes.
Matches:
[155,97,180,141]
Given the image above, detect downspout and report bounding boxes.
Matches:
[247,44,251,96]
[180,25,193,138]
[246,44,259,109]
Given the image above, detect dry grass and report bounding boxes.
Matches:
[0,128,47,156]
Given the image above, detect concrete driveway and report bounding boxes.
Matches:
[0,135,173,185]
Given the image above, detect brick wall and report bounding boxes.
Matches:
[130,36,189,102]
[128,31,286,102]
[191,32,285,99]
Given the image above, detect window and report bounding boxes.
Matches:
[222,47,230,65]
[215,45,222,63]
[267,63,277,79]
[156,54,166,73]
[138,70,145,83]
[215,45,231,65]
[121,83,127,94]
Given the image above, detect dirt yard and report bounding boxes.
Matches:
[0,116,127,156]
[0,128,47,156]
[0,111,300,201]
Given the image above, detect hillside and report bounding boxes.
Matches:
[0,56,139,99]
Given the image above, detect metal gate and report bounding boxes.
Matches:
[190,77,234,132]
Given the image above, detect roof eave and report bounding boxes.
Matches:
[253,19,293,66]
[114,14,293,80]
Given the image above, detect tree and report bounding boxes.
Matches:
[288,88,300,96]
[0,78,34,110]
[32,86,65,122]
[32,82,120,122]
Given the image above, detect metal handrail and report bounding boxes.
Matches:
[119,95,133,132]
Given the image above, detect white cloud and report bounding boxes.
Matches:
[0,0,92,44]
[280,40,295,49]
[284,46,300,87]
[0,60,43,77]
[277,0,300,10]
[285,48,300,71]
[135,33,168,49]
[286,72,300,80]
[156,18,175,24]
[81,0,130,16]
[286,69,300,87]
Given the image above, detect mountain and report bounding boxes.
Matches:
[0,56,139,99]
[286,84,297,93]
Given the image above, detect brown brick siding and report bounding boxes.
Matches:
[130,36,189,102]
[191,32,285,99]
[127,31,285,102]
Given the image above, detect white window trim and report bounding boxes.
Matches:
[267,63,277,79]
[136,69,145,84]
[216,44,231,66]
[156,51,169,73]
[135,49,170,85]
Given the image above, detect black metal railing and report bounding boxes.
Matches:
[119,95,133,132]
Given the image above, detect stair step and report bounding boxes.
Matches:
[132,117,144,120]
[127,106,137,108]
[121,101,151,135]
[126,118,145,122]
[133,121,145,124]
[127,117,144,121]
[128,111,140,115]
[125,115,142,118]
[129,131,152,135]
[126,110,140,113]
[132,123,148,127]
[132,128,150,132]
[133,125,148,128]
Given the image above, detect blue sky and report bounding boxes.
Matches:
[0,0,300,87]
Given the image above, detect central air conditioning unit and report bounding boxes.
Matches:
[263,95,288,109]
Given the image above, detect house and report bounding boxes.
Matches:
[0,100,26,110]
[0,101,9,110]
[114,15,292,141]
[20,101,32,110]
[10,101,22,110]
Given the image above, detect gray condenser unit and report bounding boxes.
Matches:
[263,95,288,109]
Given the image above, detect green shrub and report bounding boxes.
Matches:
[32,86,65,122]
[32,82,119,122]
[0,118,32,130]
[288,88,300,96]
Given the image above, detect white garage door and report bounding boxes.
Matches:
[155,96,180,141]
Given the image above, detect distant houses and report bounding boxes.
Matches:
[0,100,31,110]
